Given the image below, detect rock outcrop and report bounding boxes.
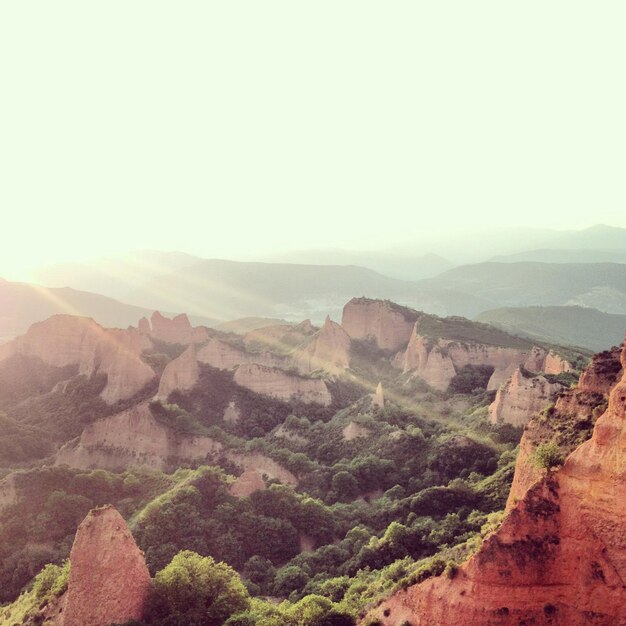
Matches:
[197,337,282,370]
[156,343,199,400]
[233,364,332,406]
[366,339,626,626]
[342,298,418,352]
[229,469,266,498]
[61,506,150,626]
[244,320,317,354]
[489,368,566,427]
[398,323,570,392]
[0,315,156,404]
[507,345,623,508]
[293,316,351,373]
[373,382,385,408]
[342,421,371,441]
[56,402,222,471]
[149,311,208,345]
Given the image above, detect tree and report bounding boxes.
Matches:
[533,442,564,470]
[145,550,250,626]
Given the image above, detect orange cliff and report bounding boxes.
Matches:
[60,506,151,626]
[293,315,351,374]
[365,339,626,626]
[341,298,417,352]
[0,315,156,404]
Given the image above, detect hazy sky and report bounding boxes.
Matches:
[1,2,625,276]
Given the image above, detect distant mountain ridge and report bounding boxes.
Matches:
[476,305,626,352]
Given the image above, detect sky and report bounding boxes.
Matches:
[1,2,625,278]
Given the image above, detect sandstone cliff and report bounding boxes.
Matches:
[229,468,266,498]
[56,402,223,471]
[233,363,332,406]
[507,345,623,508]
[197,337,282,370]
[0,315,156,404]
[366,340,626,626]
[489,368,566,427]
[149,311,208,345]
[293,316,351,374]
[156,343,199,400]
[341,298,418,352]
[61,506,150,626]
[398,323,570,392]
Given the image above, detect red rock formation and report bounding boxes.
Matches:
[61,506,150,626]
[197,337,282,370]
[56,402,222,471]
[365,340,626,626]
[137,316,151,334]
[342,298,417,352]
[373,382,385,408]
[0,315,156,404]
[156,343,199,400]
[489,368,565,427]
[149,311,208,345]
[293,316,351,373]
[229,469,266,497]
[507,346,622,508]
[398,324,569,393]
[233,363,332,406]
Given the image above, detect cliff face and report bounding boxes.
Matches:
[398,326,569,393]
[61,506,150,626]
[0,315,156,404]
[489,368,565,427]
[507,345,622,508]
[197,337,282,370]
[366,340,626,626]
[55,402,222,471]
[149,311,208,345]
[233,364,332,406]
[293,316,351,374]
[341,298,417,352]
[156,343,199,400]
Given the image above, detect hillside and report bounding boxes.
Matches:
[476,305,626,352]
[122,259,493,322]
[0,297,590,624]
[0,279,215,342]
[421,261,626,314]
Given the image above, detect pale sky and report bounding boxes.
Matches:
[1,2,625,277]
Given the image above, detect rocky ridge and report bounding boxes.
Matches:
[365,338,626,626]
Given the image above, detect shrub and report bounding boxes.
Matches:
[533,442,564,470]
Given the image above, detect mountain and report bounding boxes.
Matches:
[476,306,626,352]
[122,259,494,322]
[266,249,454,280]
[30,250,202,303]
[421,262,626,314]
[1,297,590,624]
[490,248,626,264]
[0,278,215,342]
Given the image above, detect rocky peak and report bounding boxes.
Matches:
[61,505,150,626]
[150,311,207,345]
[373,382,385,408]
[341,298,417,352]
[137,316,151,334]
[293,316,351,374]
